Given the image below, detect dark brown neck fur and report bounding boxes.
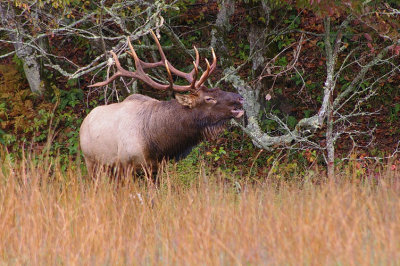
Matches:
[142,99,225,162]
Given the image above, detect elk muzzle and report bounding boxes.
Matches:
[231,95,244,119]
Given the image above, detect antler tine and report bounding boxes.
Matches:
[193,46,200,68]
[88,51,135,88]
[164,60,174,89]
[196,58,210,89]
[210,47,217,72]
[195,47,217,89]
[126,36,142,69]
[190,46,200,88]
[150,29,200,85]
[150,29,200,69]
[124,36,174,90]
[126,35,164,69]
[190,60,199,91]
[150,29,167,61]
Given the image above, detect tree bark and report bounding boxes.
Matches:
[210,0,235,67]
[0,3,44,95]
[326,101,335,179]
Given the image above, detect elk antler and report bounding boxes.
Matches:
[88,30,217,93]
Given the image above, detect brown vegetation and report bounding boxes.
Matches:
[1,154,399,265]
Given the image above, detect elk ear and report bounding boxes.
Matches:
[175,94,197,108]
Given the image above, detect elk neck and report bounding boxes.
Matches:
[142,99,226,162]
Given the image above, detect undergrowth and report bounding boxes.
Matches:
[0,63,85,166]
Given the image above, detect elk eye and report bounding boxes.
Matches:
[204,96,217,104]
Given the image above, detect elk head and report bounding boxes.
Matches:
[88,30,244,123]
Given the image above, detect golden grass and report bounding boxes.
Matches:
[1,156,400,265]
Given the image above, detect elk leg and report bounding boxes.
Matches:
[84,158,95,178]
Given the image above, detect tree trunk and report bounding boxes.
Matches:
[0,3,44,95]
[322,17,339,179]
[210,0,235,67]
[18,53,44,95]
[326,101,335,179]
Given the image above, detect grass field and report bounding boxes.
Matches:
[0,154,400,265]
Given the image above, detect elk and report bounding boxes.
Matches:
[79,31,244,175]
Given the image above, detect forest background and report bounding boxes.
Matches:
[1,1,400,264]
[1,0,400,178]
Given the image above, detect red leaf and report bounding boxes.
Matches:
[351,34,360,41]
[328,7,335,16]
[364,33,372,41]
[367,42,375,53]
[395,45,400,56]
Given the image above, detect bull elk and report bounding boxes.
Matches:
[79,30,244,175]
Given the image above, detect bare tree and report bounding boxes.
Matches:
[0,0,171,94]
[0,2,44,94]
[219,2,400,178]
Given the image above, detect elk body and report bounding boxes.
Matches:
[79,31,244,174]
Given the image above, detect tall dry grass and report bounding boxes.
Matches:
[0,154,400,265]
